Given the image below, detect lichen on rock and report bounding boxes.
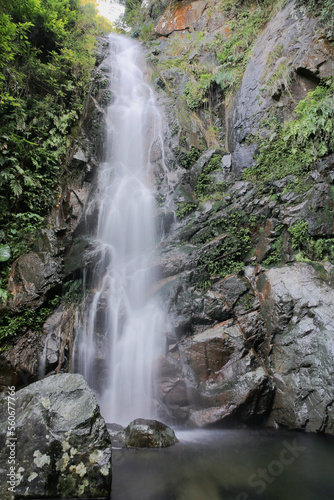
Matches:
[0,373,112,499]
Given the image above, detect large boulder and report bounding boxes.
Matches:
[0,373,112,499]
[258,263,334,433]
[179,320,275,427]
[7,252,62,312]
[125,418,178,448]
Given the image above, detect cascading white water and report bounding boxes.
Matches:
[73,34,167,425]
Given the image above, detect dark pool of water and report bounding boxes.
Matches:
[110,428,334,500]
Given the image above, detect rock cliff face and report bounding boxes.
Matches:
[1,1,333,436]
[141,0,334,431]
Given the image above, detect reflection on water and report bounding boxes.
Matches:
[111,429,334,500]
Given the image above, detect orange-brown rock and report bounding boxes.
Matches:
[155,0,207,36]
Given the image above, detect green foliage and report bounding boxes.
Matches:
[0,0,110,299]
[264,59,292,97]
[176,202,198,220]
[121,0,154,40]
[288,219,334,262]
[196,154,228,201]
[244,78,334,183]
[174,146,201,169]
[149,0,276,112]
[211,0,275,97]
[197,211,253,282]
[0,296,61,342]
[199,233,249,277]
[298,0,334,36]
[184,73,212,110]
[63,279,83,305]
[262,235,283,266]
[266,43,284,67]
[237,290,253,311]
[288,220,309,250]
[0,245,10,262]
[309,238,334,261]
[155,193,165,207]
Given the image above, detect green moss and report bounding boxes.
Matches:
[63,279,83,306]
[197,212,253,280]
[237,291,254,311]
[288,220,334,262]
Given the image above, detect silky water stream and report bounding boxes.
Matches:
[73,33,167,426]
[72,34,334,500]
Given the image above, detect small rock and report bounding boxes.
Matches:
[125,418,178,448]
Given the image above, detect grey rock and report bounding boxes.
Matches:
[0,373,112,498]
[258,263,334,433]
[179,321,274,427]
[107,423,126,448]
[125,418,178,448]
[0,329,45,393]
[188,148,225,188]
[156,355,190,423]
[228,1,334,176]
[72,147,88,165]
[7,252,62,312]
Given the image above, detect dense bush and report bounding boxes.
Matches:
[0,0,110,311]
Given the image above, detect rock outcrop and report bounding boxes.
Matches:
[259,263,334,434]
[155,0,207,36]
[0,373,112,499]
[228,1,334,175]
[7,252,62,312]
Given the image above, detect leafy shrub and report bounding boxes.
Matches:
[244,78,334,183]
[0,0,111,297]
[176,202,197,220]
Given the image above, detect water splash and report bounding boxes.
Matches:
[73,34,167,426]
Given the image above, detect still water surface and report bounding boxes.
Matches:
[111,429,334,500]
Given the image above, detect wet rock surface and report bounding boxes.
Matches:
[0,373,112,499]
[125,418,178,448]
[7,252,62,312]
[259,263,334,434]
[153,141,334,428]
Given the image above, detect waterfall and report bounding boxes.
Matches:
[73,34,166,426]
